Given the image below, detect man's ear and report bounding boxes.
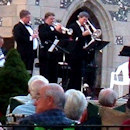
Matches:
[47,96,54,106]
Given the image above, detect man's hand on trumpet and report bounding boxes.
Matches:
[54,23,62,33]
[32,30,38,39]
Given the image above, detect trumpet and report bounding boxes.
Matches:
[53,22,73,35]
[84,20,101,39]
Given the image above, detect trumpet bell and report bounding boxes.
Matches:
[67,28,73,35]
[62,28,73,35]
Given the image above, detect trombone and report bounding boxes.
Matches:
[84,20,101,39]
[83,20,102,49]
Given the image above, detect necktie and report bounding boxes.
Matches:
[25,24,31,27]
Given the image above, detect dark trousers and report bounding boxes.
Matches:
[20,52,34,71]
[39,48,58,83]
[68,58,82,91]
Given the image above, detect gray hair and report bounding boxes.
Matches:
[20,10,30,18]
[78,11,89,18]
[44,83,65,109]
[28,75,49,99]
[64,89,88,120]
[28,75,49,88]
[98,88,117,107]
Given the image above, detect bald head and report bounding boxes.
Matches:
[98,88,117,107]
[45,83,64,92]
[42,83,65,108]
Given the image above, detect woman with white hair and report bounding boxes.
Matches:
[64,89,88,122]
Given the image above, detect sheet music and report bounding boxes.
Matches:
[48,39,59,52]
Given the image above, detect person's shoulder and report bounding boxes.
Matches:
[14,22,22,27]
[13,22,23,30]
[69,22,78,30]
[19,113,37,125]
[70,22,77,26]
[13,103,35,116]
[39,23,47,28]
[38,23,46,31]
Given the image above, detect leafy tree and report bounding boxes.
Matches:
[0,49,30,122]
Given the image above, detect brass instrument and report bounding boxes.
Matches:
[83,20,102,49]
[53,22,73,35]
[84,20,101,39]
[87,20,101,39]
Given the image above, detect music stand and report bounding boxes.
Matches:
[119,46,130,56]
[55,40,70,89]
[119,46,130,96]
[83,39,109,51]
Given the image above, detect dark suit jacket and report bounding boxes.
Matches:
[13,22,33,57]
[38,23,67,50]
[13,22,34,70]
[68,22,91,60]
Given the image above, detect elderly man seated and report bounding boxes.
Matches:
[15,83,74,129]
[98,88,117,107]
[11,75,49,116]
[64,89,88,123]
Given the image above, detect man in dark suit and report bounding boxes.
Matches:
[38,12,67,83]
[13,10,38,75]
[68,11,92,90]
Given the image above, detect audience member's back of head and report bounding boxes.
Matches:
[64,89,88,120]
[98,88,117,107]
[28,75,49,99]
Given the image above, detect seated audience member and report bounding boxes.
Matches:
[16,83,74,129]
[64,89,88,122]
[98,88,117,107]
[12,75,49,116]
[0,36,5,67]
[6,75,49,115]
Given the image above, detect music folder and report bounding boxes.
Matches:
[48,39,59,52]
[83,39,109,51]
[119,46,130,57]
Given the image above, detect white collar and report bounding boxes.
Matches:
[20,20,25,25]
[76,20,82,27]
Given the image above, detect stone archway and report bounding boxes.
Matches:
[62,0,114,88]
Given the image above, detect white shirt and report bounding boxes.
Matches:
[0,48,5,67]
[20,20,38,50]
[76,20,85,33]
